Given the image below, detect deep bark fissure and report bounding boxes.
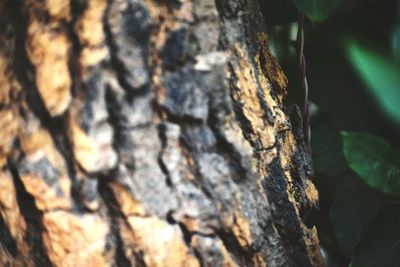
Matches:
[161,111,206,125]
[7,158,54,267]
[263,156,314,267]
[11,0,83,211]
[66,0,87,98]
[104,85,134,170]
[176,138,215,202]
[47,116,83,211]
[178,223,207,267]
[103,0,149,96]
[98,178,145,267]
[103,0,132,93]
[216,228,254,267]
[165,211,208,267]
[12,1,52,127]
[0,211,18,258]
[192,248,205,267]
[158,115,239,264]
[157,123,174,187]
[206,94,255,183]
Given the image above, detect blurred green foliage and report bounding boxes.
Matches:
[342,132,400,196]
[346,41,400,125]
[260,0,400,266]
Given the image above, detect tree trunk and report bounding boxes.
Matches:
[0,0,325,266]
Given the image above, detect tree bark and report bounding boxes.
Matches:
[0,0,325,266]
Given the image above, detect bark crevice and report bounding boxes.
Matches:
[0,211,18,258]
[157,123,174,187]
[66,0,87,98]
[215,228,254,266]
[263,156,314,267]
[11,1,83,211]
[98,178,145,267]
[103,0,150,96]
[7,158,54,267]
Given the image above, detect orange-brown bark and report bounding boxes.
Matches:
[0,0,324,266]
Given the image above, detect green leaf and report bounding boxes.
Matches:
[342,132,400,196]
[346,41,400,125]
[312,123,348,176]
[351,204,400,267]
[330,173,380,255]
[290,0,343,21]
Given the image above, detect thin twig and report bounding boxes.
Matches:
[297,12,311,154]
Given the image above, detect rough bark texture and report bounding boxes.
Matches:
[0,0,325,266]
